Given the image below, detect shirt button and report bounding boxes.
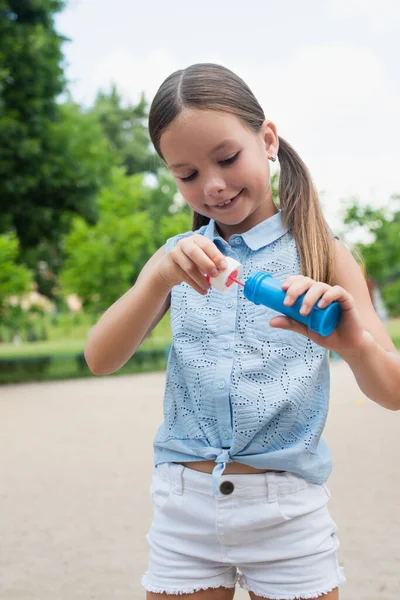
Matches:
[226,300,233,308]
[235,237,242,245]
[217,381,226,389]
[223,430,230,439]
[223,342,230,350]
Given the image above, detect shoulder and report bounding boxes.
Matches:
[333,239,396,352]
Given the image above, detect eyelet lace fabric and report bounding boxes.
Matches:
[153,214,332,495]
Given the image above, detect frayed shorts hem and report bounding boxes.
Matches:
[238,568,347,599]
[141,572,240,595]
[141,569,346,598]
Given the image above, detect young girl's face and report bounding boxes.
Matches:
[159,108,279,239]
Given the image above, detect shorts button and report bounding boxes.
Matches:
[220,481,234,495]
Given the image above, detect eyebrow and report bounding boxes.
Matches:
[168,139,235,169]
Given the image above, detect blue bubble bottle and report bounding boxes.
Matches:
[233,271,341,337]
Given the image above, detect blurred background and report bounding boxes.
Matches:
[0,0,399,380]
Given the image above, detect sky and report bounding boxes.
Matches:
[56,0,400,235]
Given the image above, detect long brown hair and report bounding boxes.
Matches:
[149,63,336,284]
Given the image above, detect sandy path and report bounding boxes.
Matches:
[0,361,399,599]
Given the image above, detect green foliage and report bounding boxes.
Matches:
[0,0,66,239]
[0,1,116,299]
[342,196,400,315]
[14,100,116,298]
[271,171,280,207]
[89,84,160,175]
[59,166,192,311]
[160,212,192,242]
[146,169,191,246]
[96,166,151,217]
[59,168,156,310]
[0,0,187,313]
[381,280,400,317]
[0,232,33,331]
[60,210,156,311]
[0,348,167,384]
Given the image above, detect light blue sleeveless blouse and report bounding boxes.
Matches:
[153,212,332,495]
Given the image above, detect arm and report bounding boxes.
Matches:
[269,240,399,410]
[331,241,400,410]
[84,245,171,375]
[339,331,400,410]
[84,235,228,375]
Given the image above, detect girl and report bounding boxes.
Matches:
[84,64,399,600]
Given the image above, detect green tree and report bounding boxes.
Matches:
[59,167,192,311]
[90,84,160,175]
[14,100,116,297]
[342,195,400,315]
[1,0,65,241]
[0,233,33,333]
[0,1,115,291]
[271,171,280,207]
[60,168,155,311]
[160,212,192,242]
[146,169,190,246]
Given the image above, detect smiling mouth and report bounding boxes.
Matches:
[211,189,244,209]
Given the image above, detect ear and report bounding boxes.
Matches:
[261,120,279,157]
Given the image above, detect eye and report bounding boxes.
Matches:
[178,152,240,182]
[180,172,197,182]
[220,152,240,166]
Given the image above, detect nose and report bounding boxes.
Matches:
[204,176,227,198]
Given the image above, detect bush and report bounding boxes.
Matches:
[382,281,400,317]
[0,348,168,384]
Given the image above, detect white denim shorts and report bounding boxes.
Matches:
[142,462,346,599]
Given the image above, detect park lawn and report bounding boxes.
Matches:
[0,313,173,359]
[387,317,400,349]
[0,339,85,358]
[388,317,400,337]
[0,316,399,360]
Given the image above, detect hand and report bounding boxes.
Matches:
[157,234,228,295]
[269,275,366,355]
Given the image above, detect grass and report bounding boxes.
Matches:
[0,339,86,358]
[0,313,398,385]
[0,314,399,361]
[0,313,172,359]
[387,318,400,348]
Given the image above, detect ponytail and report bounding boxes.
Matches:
[277,137,335,285]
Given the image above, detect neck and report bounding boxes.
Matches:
[216,201,279,242]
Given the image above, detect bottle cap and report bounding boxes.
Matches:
[207,257,243,293]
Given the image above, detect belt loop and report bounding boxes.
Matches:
[172,463,184,495]
[265,471,277,503]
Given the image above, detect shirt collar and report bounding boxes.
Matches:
[203,211,288,250]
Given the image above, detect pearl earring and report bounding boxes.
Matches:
[269,154,277,162]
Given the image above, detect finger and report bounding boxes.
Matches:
[191,236,228,271]
[317,285,354,311]
[179,237,226,277]
[269,316,309,336]
[269,316,292,328]
[299,283,331,315]
[283,277,315,305]
[174,255,211,294]
[270,316,330,347]
[281,275,308,290]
